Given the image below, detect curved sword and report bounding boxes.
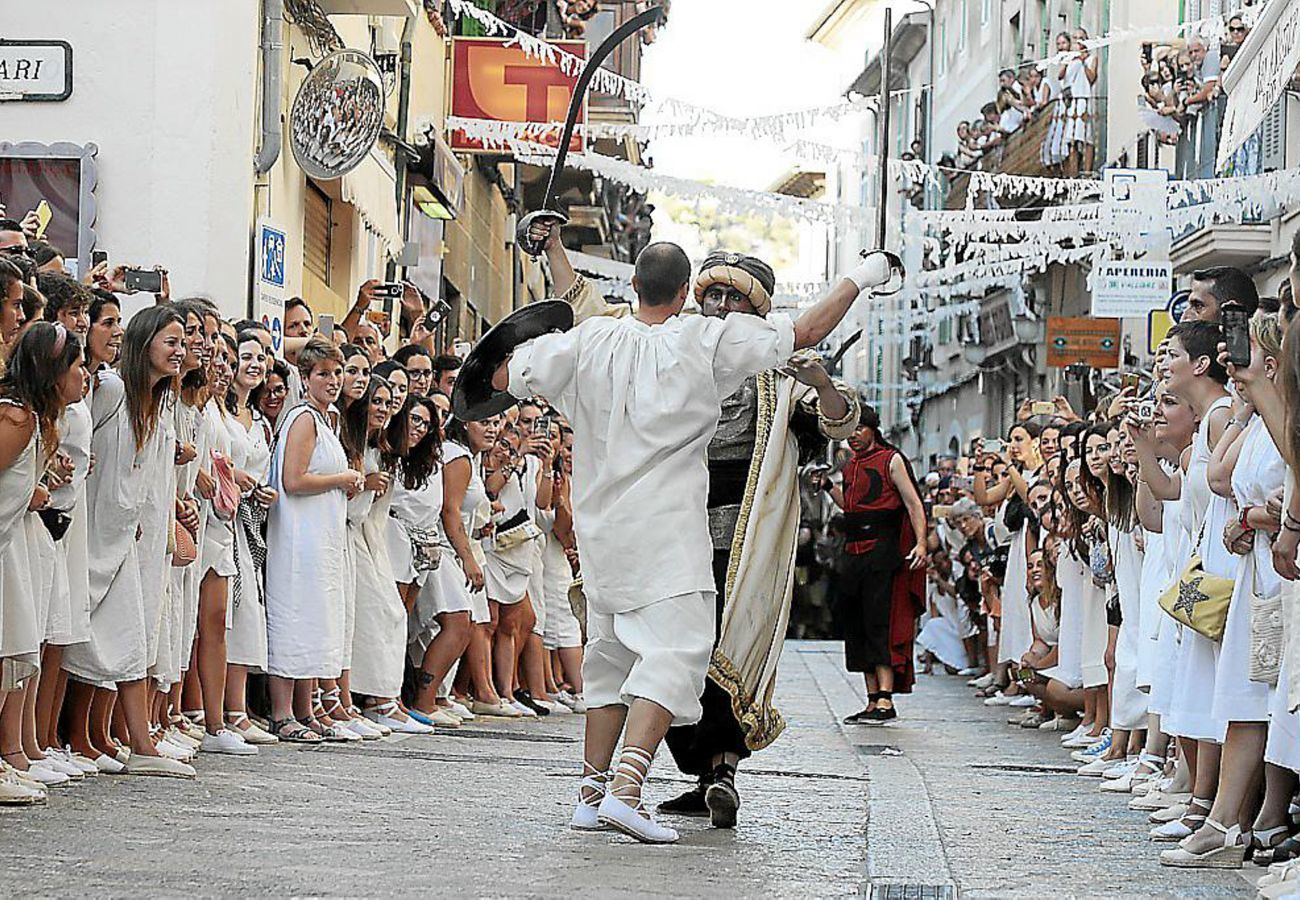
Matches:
[517,4,667,257]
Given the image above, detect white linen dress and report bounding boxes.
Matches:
[46,399,92,646]
[226,410,272,669]
[1211,416,1283,726]
[348,447,407,699]
[1110,524,1148,730]
[63,373,174,687]
[264,404,349,679]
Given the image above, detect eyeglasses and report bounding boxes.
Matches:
[408,368,432,380]
[266,385,288,398]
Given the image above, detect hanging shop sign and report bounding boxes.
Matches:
[0,40,72,102]
[1091,261,1173,318]
[448,37,585,153]
[1047,316,1121,369]
[1218,0,1300,170]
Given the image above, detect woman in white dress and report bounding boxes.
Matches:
[1040,31,1072,167]
[61,306,194,778]
[307,343,373,740]
[60,293,126,773]
[0,322,87,800]
[445,415,522,718]
[264,336,362,743]
[390,396,473,728]
[341,376,413,737]
[29,277,95,777]
[1154,321,1233,844]
[222,331,278,745]
[1058,28,1098,176]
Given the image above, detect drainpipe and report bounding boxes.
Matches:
[388,16,416,283]
[254,0,284,176]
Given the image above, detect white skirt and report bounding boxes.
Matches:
[347,525,406,699]
[1146,614,1181,717]
[483,538,536,605]
[227,513,267,670]
[1211,549,1273,725]
[917,614,970,670]
[0,517,40,690]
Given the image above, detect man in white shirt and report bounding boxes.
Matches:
[494,240,893,843]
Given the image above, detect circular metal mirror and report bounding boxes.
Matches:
[289,49,385,181]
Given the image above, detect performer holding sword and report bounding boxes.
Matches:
[453,4,903,844]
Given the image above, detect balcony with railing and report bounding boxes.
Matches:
[944,96,1108,210]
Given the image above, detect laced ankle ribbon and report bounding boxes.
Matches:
[608,745,655,815]
[579,760,609,806]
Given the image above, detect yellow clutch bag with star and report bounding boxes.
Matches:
[1158,554,1232,642]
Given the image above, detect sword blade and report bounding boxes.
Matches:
[540,5,666,210]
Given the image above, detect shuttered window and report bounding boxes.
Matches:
[304,182,331,286]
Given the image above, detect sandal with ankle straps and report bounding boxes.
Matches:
[268,717,322,744]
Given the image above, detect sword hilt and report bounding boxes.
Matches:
[518,209,570,259]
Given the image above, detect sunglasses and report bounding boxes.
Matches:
[1229,25,1246,32]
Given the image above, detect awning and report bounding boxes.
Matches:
[1217,0,1300,170]
[568,250,636,304]
[342,147,403,260]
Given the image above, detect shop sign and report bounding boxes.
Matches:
[0,41,72,102]
[1091,261,1172,318]
[448,38,585,153]
[1047,316,1121,369]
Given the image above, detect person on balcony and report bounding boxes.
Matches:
[1058,29,1099,176]
[1042,31,1073,169]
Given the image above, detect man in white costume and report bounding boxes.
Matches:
[495,240,893,844]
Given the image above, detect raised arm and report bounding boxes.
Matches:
[792,252,896,350]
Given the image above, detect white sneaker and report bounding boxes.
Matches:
[982,691,1013,706]
[958,666,982,676]
[543,700,573,715]
[342,718,386,741]
[54,748,99,776]
[470,699,523,718]
[200,729,259,756]
[23,763,71,787]
[1060,723,1089,745]
[971,672,996,689]
[92,753,127,774]
[1150,817,1200,842]
[1008,694,1037,708]
[166,727,201,751]
[1077,756,1120,777]
[364,707,434,735]
[597,792,679,844]
[156,738,195,762]
[510,700,539,718]
[445,699,475,721]
[34,754,84,780]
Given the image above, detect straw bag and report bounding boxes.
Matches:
[1248,558,1284,686]
[1158,553,1232,641]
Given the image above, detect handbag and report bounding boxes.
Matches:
[172,520,198,568]
[392,512,442,574]
[1158,552,1233,641]
[210,449,239,522]
[37,507,73,542]
[1248,558,1284,686]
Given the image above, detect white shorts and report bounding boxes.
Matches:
[583,591,715,727]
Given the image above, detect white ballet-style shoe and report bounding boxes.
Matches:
[596,747,679,844]
[124,754,197,779]
[92,753,127,774]
[571,763,610,832]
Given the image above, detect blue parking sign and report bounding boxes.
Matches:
[260,225,286,289]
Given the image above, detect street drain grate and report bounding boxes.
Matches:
[868,884,956,900]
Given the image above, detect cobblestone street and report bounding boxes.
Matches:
[0,643,1264,898]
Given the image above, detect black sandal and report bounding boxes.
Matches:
[269,717,322,743]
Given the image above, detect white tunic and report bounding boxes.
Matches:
[264,404,349,679]
[507,311,795,615]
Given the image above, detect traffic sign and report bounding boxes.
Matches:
[1046,316,1122,368]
